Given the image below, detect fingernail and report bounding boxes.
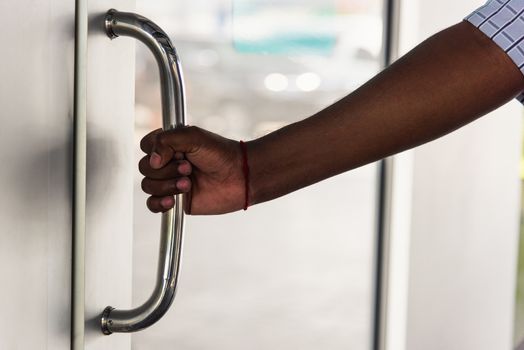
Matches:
[150,152,162,169]
[178,162,191,175]
[160,197,174,208]
[176,178,190,191]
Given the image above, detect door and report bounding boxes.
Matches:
[82,1,136,349]
[0,1,74,349]
[130,1,384,349]
[0,1,384,349]
[1,1,136,348]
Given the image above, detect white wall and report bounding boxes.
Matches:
[385,1,523,349]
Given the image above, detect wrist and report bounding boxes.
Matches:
[244,138,276,206]
[238,141,250,210]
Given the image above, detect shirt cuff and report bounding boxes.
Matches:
[465,0,524,103]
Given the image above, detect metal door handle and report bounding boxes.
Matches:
[100,9,186,335]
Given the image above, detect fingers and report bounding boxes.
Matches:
[140,126,205,169]
[150,142,175,170]
[144,176,191,213]
[140,128,162,154]
[147,196,175,213]
[141,177,192,197]
[139,156,192,179]
[140,128,174,170]
[140,157,192,213]
[146,191,191,213]
[140,126,207,214]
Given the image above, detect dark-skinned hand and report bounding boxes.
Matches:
[139,126,245,215]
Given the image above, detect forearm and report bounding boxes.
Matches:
[247,21,524,205]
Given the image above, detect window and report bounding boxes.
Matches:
[132,1,384,349]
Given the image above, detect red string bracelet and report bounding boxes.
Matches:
[239,140,250,210]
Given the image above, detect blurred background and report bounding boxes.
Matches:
[131,0,382,349]
[128,1,524,350]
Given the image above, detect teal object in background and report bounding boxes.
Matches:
[232,2,339,56]
[233,34,336,55]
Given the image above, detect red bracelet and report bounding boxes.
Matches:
[239,140,250,210]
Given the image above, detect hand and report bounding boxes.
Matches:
[139,126,246,215]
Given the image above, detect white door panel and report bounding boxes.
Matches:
[0,1,74,349]
[84,1,136,349]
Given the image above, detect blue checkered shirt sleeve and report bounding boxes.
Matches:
[466,0,524,103]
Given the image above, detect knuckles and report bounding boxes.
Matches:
[146,197,161,213]
[138,157,148,175]
[142,125,202,156]
[146,196,175,213]
[140,128,162,152]
[141,177,178,196]
[141,178,150,193]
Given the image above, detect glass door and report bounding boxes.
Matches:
[131,1,384,349]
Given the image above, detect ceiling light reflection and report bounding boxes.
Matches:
[264,73,288,92]
[296,72,321,92]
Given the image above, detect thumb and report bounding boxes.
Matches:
[149,140,174,169]
[149,126,203,169]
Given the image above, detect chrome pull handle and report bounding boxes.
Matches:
[100,9,186,335]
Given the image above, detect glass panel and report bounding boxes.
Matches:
[132,1,383,349]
